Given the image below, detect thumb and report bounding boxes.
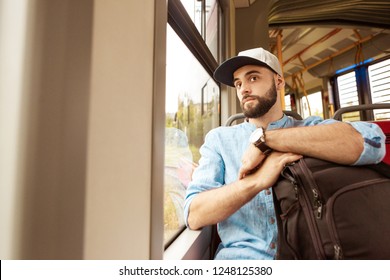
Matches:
[238,167,245,180]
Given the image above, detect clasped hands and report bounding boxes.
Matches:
[238,144,302,189]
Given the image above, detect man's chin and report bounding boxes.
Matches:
[243,110,258,118]
[242,102,256,111]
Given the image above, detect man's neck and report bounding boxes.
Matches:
[248,110,284,129]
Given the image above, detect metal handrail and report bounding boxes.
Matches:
[333,103,390,120]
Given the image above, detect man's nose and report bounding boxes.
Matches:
[239,81,251,95]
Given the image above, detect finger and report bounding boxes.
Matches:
[280,153,303,166]
[238,167,247,180]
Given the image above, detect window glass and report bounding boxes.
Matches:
[180,0,220,61]
[180,0,202,33]
[164,25,220,245]
[284,94,291,111]
[300,91,324,119]
[336,71,360,121]
[205,0,219,60]
[368,58,390,120]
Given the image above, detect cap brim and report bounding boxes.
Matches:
[213,56,274,87]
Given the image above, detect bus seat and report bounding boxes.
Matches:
[333,103,390,165]
[373,120,390,164]
[224,110,303,126]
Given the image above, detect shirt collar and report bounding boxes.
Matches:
[243,114,289,131]
[266,113,290,130]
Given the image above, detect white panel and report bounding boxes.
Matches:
[84,0,156,259]
[0,0,28,259]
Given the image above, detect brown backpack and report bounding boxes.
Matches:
[272,157,390,259]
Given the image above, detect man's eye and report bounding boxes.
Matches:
[235,83,242,89]
[250,76,258,82]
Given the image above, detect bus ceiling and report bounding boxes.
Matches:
[231,0,390,89]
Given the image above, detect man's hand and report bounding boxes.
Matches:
[244,152,303,191]
[188,151,302,230]
[239,144,266,179]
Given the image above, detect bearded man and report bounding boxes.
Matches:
[183,47,386,260]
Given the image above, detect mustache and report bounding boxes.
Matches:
[242,94,259,104]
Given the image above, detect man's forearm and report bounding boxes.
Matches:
[187,152,303,230]
[266,122,363,164]
[187,179,260,230]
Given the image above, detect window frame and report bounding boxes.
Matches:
[163,0,224,258]
[168,0,219,79]
[332,55,390,121]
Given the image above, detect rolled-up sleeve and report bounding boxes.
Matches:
[348,121,386,165]
[298,117,386,165]
[183,130,225,228]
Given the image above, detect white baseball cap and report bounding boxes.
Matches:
[214,47,283,87]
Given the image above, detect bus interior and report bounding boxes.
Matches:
[1,0,389,260]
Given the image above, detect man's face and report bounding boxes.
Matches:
[233,65,278,118]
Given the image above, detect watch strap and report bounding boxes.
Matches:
[253,140,273,156]
[254,141,273,155]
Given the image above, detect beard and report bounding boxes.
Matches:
[240,83,277,119]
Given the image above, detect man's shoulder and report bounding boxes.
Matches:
[209,122,248,135]
[205,122,249,144]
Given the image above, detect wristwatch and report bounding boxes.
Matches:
[249,127,273,155]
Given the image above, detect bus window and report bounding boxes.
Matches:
[179,0,220,61]
[284,94,292,111]
[300,91,324,119]
[368,58,390,120]
[335,58,390,121]
[164,25,220,246]
[336,71,360,121]
[180,0,202,34]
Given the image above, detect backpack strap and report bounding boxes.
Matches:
[367,161,390,179]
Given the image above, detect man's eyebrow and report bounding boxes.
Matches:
[244,70,262,76]
[233,70,262,83]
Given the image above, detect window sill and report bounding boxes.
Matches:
[163,226,213,260]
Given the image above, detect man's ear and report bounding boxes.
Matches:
[275,74,285,90]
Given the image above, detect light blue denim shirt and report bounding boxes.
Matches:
[184,114,386,260]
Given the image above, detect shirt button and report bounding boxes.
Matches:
[270,242,276,249]
[269,217,275,224]
[265,189,271,195]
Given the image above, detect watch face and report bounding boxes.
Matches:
[249,128,264,143]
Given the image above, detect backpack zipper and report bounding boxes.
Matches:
[312,189,323,219]
[299,160,324,220]
[281,165,299,199]
[289,161,327,259]
[334,244,343,260]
